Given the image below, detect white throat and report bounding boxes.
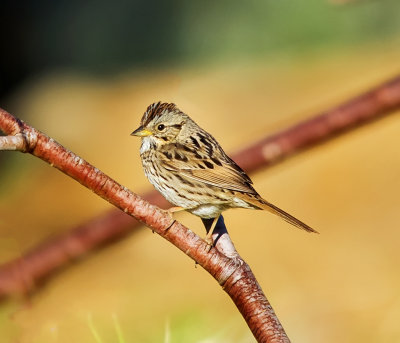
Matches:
[140,137,152,154]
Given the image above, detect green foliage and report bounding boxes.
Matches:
[3,0,400,75]
[176,0,400,62]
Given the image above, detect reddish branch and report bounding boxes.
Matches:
[0,133,26,150]
[0,108,289,342]
[1,74,400,341]
[2,74,399,302]
[233,75,400,170]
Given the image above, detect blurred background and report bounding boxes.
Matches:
[1,0,400,342]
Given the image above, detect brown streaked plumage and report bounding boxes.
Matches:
[131,102,317,245]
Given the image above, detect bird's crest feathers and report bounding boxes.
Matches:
[141,102,180,127]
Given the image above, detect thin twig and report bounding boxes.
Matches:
[0,108,290,343]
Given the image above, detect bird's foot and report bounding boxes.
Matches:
[161,209,173,221]
[162,206,184,220]
[204,235,214,252]
[203,216,219,252]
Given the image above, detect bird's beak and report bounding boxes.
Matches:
[130,126,153,137]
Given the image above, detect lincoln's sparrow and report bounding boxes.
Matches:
[131,102,317,245]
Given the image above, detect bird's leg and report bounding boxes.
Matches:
[204,216,220,249]
[165,206,185,215]
[161,206,185,231]
[162,206,185,218]
[168,206,185,213]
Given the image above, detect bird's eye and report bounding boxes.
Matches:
[157,124,165,131]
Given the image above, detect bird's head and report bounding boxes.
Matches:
[131,102,188,147]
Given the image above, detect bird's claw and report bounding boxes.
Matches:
[204,236,214,252]
[161,208,174,221]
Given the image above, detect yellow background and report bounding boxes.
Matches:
[1,45,400,342]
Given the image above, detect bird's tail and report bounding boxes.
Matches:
[240,194,318,233]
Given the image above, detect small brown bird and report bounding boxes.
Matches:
[131,102,317,245]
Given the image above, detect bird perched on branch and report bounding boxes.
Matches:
[131,102,317,246]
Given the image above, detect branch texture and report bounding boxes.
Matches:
[1,74,399,302]
[1,74,400,341]
[0,108,289,343]
[0,133,27,150]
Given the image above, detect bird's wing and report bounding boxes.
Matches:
[158,142,258,194]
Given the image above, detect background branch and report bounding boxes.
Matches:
[0,108,290,343]
[1,75,399,302]
[1,74,400,341]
